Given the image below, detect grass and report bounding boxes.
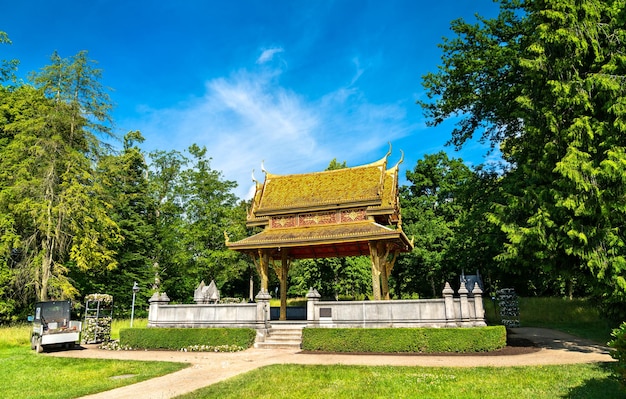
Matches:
[518,297,615,343]
[111,318,148,340]
[0,324,187,399]
[484,296,616,344]
[0,323,30,349]
[176,363,625,399]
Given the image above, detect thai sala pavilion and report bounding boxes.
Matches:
[226,147,413,320]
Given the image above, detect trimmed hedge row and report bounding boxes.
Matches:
[301,326,507,353]
[119,328,256,350]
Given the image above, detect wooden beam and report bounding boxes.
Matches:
[369,242,382,300]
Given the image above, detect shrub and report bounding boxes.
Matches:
[301,326,506,353]
[608,322,626,390]
[119,327,256,350]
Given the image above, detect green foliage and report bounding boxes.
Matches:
[609,322,626,389]
[75,131,157,316]
[301,326,506,353]
[397,152,504,298]
[420,0,626,310]
[0,44,251,319]
[147,146,250,304]
[119,327,256,350]
[289,256,371,299]
[110,318,148,340]
[0,51,120,305]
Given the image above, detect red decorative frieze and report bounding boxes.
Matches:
[270,209,368,229]
[299,211,337,226]
[340,209,366,223]
[270,215,297,229]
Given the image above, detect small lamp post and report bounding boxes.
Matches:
[130,282,140,327]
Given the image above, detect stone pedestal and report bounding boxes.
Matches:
[306,287,321,322]
[147,292,170,326]
[255,289,271,327]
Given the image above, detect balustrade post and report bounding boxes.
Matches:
[442,282,456,327]
[458,283,471,326]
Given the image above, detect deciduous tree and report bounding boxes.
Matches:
[421,0,626,309]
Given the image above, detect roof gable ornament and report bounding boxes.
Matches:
[251,169,259,185]
[384,142,392,160]
[394,149,404,168]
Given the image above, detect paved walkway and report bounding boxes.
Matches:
[45,327,615,399]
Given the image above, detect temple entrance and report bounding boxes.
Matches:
[227,148,413,320]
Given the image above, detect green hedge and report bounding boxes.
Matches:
[301,326,506,353]
[120,328,256,350]
[609,322,626,389]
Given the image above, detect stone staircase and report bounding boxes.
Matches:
[255,323,304,350]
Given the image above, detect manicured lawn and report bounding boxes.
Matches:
[0,324,187,399]
[0,345,187,399]
[176,363,624,399]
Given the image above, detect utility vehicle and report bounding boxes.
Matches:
[30,300,82,353]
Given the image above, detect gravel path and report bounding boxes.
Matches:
[44,327,615,399]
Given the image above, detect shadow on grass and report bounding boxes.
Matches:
[564,363,626,399]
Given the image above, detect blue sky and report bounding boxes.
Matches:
[2,1,501,199]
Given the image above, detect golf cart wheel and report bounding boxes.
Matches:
[35,338,43,353]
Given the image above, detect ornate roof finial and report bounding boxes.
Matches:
[223,230,230,244]
[394,150,405,168]
[384,142,392,160]
[251,169,258,184]
[261,160,267,174]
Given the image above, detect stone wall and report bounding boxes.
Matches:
[147,282,485,329]
[305,282,485,328]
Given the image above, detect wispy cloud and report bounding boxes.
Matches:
[131,52,418,199]
[256,47,284,64]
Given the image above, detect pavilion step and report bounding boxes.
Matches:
[255,326,303,350]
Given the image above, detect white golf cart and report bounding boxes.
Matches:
[30,300,82,353]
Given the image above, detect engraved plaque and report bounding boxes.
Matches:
[319,308,332,318]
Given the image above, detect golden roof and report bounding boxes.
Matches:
[227,221,412,259]
[253,156,386,216]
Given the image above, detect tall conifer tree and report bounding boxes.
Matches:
[421,0,626,306]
